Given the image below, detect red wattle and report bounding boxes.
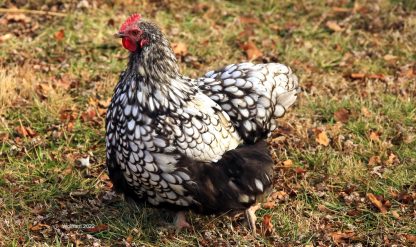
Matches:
[122,38,137,52]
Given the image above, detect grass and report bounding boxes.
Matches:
[0,0,415,245]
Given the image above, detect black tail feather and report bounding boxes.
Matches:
[186,140,273,214]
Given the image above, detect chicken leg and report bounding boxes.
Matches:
[245,203,261,234]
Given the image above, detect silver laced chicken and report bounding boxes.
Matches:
[106,14,300,232]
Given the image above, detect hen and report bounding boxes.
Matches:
[106,14,299,232]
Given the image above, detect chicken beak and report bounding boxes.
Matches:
[114,32,126,38]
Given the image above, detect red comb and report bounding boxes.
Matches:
[120,13,141,32]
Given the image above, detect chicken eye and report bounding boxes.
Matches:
[130,30,139,36]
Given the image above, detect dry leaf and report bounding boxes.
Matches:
[262,201,276,209]
[262,214,274,236]
[361,107,372,117]
[0,132,9,142]
[60,110,78,122]
[369,131,381,141]
[386,153,398,165]
[332,7,351,13]
[99,173,110,181]
[85,224,108,233]
[383,54,398,62]
[98,98,111,108]
[350,73,366,79]
[239,16,260,24]
[294,167,307,174]
[5,13,31,23]
[270,190,288,201]
[334,108,350,123]
[317,204,329,212]
[30,223,49,231]
[326,21,343,32]
[81,107,97,122]
[402,234,416,243]
[15,126,37,138]
[367,74,385,80]
[367,193,387,214]
[283,159,293,168]
[241,41,263,60]
[400,65,415,78]
[368,156,381,166]
[330,230,356,244]
[62,165,73,176]
[171,42,188,56]
[54,29,65,41]
[316,131,330,146]
[66,122,75,132]
[391,210,400,220]
[126,235,133,244]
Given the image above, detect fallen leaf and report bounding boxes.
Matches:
[367,193,387,213]
[107,18,115,27]
[370,165,383,178]
[62,165,73,176]
[397,192,413,204]
[35,83,52,100]
[99,173,110,181]
[84,224,108,233]
[126,235,133,244]
[400,65,415,78]
[262,214,274,236]
[5,13,31,23]
[97,107,107,116]
[54,29,65,41]
[81,107,97,122]
[347,209,360,216]
[60,110,78,122]
[239,16,260,24]
[98,98,111,108]
[283,159,293,168]
[332,7,351,13]
[368,156,381,166]
[55,75,74,89]
[386,153,399,165]
[262,201,276,209]
[171,42,188,56]
[270,190,288,201]
[30,223,49,231]
[316,131,330,146]
[383,54,398,62]
[361,107,372,117]
[326,20,343,32]
[330,230,356,244]
[350,73,365,79]
[367,74,385,80]
[294,167,307,174]
[241,41,263,60]
[66,122,75,132]
[0,132,9,142]
[334,108,350,123]
[15,126,37,138]
[317,204,329,212]
[369,131,381,141]
[391,210,400,220]
[402,234,416,243]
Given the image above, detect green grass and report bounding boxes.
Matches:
[1,0,415,245]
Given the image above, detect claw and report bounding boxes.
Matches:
[245,203,260,234]
[173,211,191,233]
